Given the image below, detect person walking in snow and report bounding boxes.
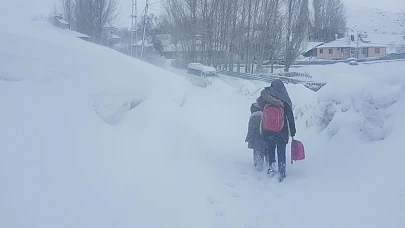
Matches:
[245,103,269,171]
[256,79,296,182]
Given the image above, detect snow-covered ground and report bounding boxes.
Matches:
[270,60,405,83]
[1,12,405,228]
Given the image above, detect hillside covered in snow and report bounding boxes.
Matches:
[346,3,405,35]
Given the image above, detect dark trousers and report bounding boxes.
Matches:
[267,143,287,176]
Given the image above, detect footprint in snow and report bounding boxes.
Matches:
[207,196,220,205]
[240,169,249,175]
[215,211,227,218]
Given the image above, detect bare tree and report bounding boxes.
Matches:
[311,0,346,42]
[256,0,283,73]
[58,0,118,43]
[164,0,286,72]
[284,0,310,72]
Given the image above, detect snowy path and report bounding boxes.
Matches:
[199,133,405,228]
[178,78,405,228]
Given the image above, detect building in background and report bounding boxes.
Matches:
[316,32,405,59]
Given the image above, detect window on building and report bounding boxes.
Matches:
[362,48,366,55]
[375,48,380,54]
[329,49,333,54]
[320,49,323,54]
[337,48,340,51]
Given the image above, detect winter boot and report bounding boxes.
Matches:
[278,163,286,182]
[267,163,276,177]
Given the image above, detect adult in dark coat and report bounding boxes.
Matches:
[256,79,296,182]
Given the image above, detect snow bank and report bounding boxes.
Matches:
[0,19,190,125]
[216,70,405,143]
[0,19,211,228]
[295,68,405,142]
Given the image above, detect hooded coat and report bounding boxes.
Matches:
[245,103,267,150]
[256,79,296,145]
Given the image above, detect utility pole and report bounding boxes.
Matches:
[130,0,138,57]
[66,0,72,30]
[141,0,149,60]
[356,31,359,59]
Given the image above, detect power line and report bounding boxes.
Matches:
[130,0,138,57]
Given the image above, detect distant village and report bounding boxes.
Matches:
[53,14,405,63]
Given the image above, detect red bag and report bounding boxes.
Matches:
[291,139,305,164]
[262,104,284,132]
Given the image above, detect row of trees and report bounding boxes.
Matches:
[58,0,118,43]
[164,0,346,72]
[52,0,346,72]
[311,0,347,42]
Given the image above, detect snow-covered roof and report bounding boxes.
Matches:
[317,33,405,50]
[304,42,324,52]
[361,33,405,53]
[317,38,384,49]
[111,35,120,39]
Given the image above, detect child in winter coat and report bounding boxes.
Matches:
[245,103,268,171]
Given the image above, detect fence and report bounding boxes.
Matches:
[170,59,327,92]
[293,53,405,66]
[216,70,327,92]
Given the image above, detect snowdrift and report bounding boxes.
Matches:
[294,70,405,142]
[0,20,216,228]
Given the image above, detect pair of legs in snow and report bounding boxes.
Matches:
[254,142,286,180]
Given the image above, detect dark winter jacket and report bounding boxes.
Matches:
[245,104,267,150]
[256,80,296,145]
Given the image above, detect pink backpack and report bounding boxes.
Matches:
[291,139,305,164]
[262,104,284,132]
